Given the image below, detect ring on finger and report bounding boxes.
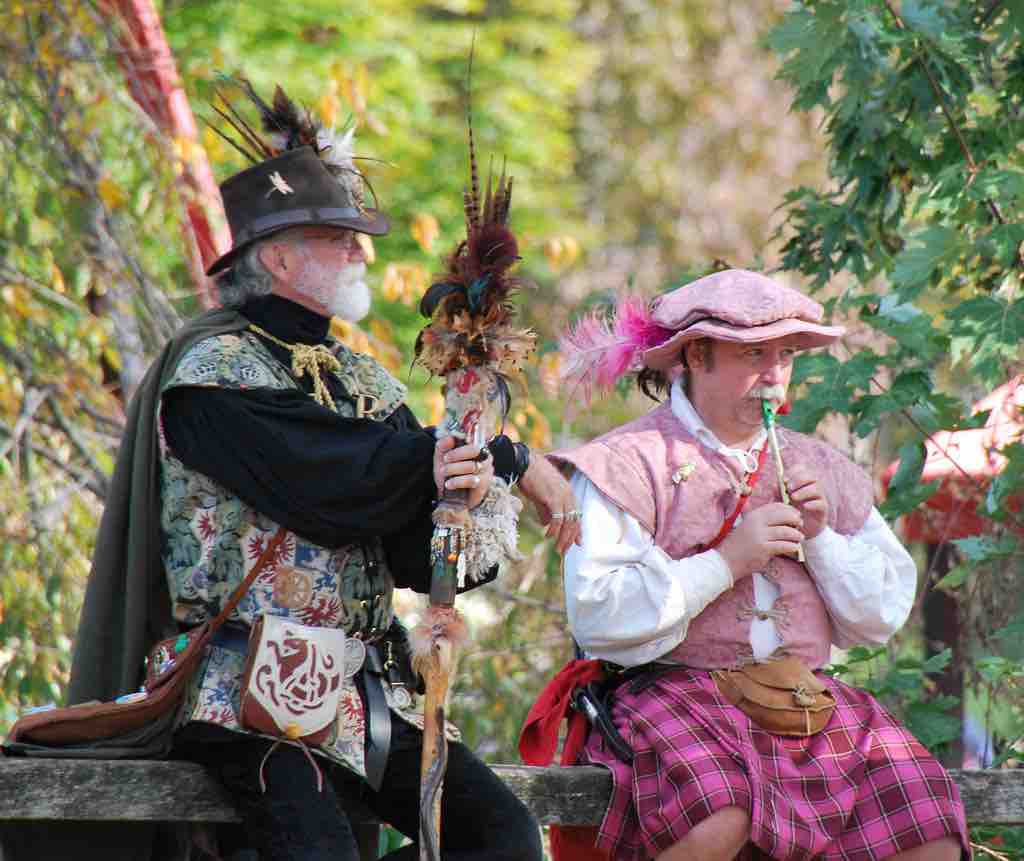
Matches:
[566,510,582,523]
[474,445,491,463]
[550,512,565,521]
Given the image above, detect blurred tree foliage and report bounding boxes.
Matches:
[0,0,188,731]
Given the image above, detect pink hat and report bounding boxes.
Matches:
[641,269,844,371]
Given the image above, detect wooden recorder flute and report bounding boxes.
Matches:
[761,399,805,563]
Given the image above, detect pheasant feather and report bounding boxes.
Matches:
[208,77,371,210]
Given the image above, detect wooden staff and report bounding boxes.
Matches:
[415,421,480,861]
[762,399,805,563]
[411,78,535,851]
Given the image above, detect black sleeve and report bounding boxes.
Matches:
[161,386,438,550]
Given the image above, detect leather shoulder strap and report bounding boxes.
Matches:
[207,528,288,632]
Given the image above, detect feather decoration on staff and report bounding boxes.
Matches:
[559,294,673,406]
[410,53,536,861]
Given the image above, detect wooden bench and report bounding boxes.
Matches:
[0,760,1021,859]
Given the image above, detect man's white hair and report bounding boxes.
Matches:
[215,228,320,308]
[214,241,275,309]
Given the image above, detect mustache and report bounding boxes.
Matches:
[749,384,787,402]
[336,262,367,282]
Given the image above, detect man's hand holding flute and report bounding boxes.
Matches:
[715,397,827,579]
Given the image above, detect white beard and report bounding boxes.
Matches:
[297,257,372,322]
[327,265,371,322]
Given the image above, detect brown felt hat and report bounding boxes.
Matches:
[206,146,389,276]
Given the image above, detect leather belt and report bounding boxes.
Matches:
[573,663,683,764]
[360,642,392,792]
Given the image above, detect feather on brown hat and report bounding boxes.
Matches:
[205,78,389,275]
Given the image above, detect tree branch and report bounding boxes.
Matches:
[489,587,564,616]
[0,419,107,499]
[47,398,112,491]
[977,1,1005,27]
[0,263,85,316]
[884,0,1020,264]
[0,387,54,461]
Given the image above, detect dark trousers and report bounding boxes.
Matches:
[172,720,542,861]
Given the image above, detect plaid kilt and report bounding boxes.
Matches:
[581,667,970,861]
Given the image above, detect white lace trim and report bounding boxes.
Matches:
[463,477,523,584]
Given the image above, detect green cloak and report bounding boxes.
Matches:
[68,308,248,708]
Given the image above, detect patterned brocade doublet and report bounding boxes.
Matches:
[157,330,418,779]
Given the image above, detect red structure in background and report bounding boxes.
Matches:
[104,0,229,308]
[887,376,1024,543]
[882,376,1024,767]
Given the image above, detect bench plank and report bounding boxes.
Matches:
[0,760,236,824]
[0,759,1020,826]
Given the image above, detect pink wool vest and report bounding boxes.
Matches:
[552,403,875,670]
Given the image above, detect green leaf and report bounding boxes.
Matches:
[993,613,1024,641]
[968,170,1024,204]
[790,352,840,387]
[1006,0,1024,32]
[875,295,922,324]
[900,0,947,40]
[989,225,1024,268]
[890,226,960,297]
[905,702,961,750]
[934,564,969,592]
[921,648,952,674]
[845,645,887,664]
[881,440,941,518]
[951,535,1018,564]
[984,442,1024,518]
[861,299,944,361]
[946,297,1024,383]
[766,2,847,91]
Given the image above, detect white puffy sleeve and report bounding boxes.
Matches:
[564,471,734,667]
[803,508,917,647]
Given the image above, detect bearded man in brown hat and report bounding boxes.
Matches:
[54,85,577,861]
[522,270,968,861]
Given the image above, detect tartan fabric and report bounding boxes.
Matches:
[581,667,970,861]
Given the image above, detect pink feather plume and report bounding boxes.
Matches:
[559,295,673,405]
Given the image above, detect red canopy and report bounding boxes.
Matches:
[884,376,1024,543]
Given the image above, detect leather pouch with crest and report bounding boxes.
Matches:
[238,615,350,746]
[712,655,836,737]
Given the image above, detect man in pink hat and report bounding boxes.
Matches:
[524,270,968,860]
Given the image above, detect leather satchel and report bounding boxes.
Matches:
[711,656,836,737]
[238,615,353,745]
[5,529,287,748]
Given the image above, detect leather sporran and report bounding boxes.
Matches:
[712,656,835,737]
[239,615,353,745]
